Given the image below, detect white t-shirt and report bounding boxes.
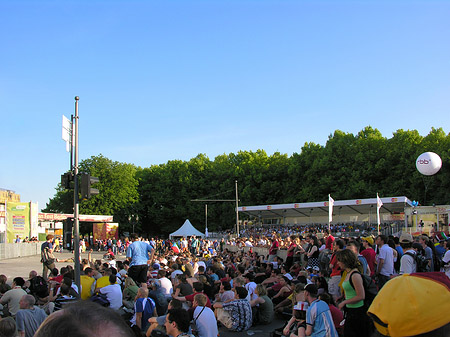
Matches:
[377,244,394,276]
[159,277,173,297]
[193,306,218,337]
[100,284,122,310]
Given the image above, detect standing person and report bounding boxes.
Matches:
[399,233,417,274]
[41,235,56,281]
[336,249,372,337]
[303,284,338,337]
[419,235,434,272]
[286,235,297,269]
[361,237,376,277]
[15,295,47,337]
[324,229,335,251]
[126,234,155,287]
[328,240,343,302]
[268,235,280,263]
[375,235,393,289]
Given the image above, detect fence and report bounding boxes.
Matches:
[0,242,42,260]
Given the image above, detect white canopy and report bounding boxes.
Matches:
[169,219,205,238]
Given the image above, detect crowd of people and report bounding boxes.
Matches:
[1,229,450,337]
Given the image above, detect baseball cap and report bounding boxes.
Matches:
[152,263,160,270]
[362,236,374,246]
[368,272,450,337]
[399,233,413,243]
[312,266,320,271]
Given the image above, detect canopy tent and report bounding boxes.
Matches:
[238,196,413,224]
[169,219,205,238]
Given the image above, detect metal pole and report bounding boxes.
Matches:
[235,180,239,237]
[73,96,81,291]
[205,204,208,231]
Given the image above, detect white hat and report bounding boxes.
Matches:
[293,301,309,311]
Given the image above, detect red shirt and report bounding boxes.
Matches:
[269,240,279,255]
[325,235,335,250]
[184,292,212,308]
[361,247,376,276]
[329,253,342,277]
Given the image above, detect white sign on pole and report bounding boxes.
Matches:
[62,115,72,152]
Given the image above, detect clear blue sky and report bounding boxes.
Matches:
[1,0,449,211]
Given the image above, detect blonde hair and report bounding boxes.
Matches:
[194,293,207,306]
[256,284,267,296]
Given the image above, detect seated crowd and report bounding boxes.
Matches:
[0,229,449,337]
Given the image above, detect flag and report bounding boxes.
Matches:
[328,194,334,223]
[377,194,383,210]
[376,193,382,231]
[171,242,180,254]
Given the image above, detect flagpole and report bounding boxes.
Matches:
[377,193,381,235]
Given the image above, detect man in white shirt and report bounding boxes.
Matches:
[376,235,394,289]
[399,233,416,274]
[99,275,122,310]
[157,270,173,299]
[192,294,218,337]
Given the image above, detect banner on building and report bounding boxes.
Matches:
[93,222,119,241]
[6,202,30,243]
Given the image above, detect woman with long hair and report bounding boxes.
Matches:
[336,249,372,337]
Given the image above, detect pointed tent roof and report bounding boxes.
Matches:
[169,219,205,238]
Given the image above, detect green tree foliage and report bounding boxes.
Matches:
[46,128,450,236]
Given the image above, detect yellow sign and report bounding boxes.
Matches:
[6,202,30,243]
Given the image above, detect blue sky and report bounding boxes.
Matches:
[1,0,449,211]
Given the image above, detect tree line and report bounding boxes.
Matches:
[44,126,450,236]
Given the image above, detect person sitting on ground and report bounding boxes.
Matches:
[191,294,218,337]
[34,300,135,337]
[99,274,122,311]
[122,277,139,309]
[213,286,252,332]
[0,277,27,317]
[148,279,168,317]
[172,282,212,308]
[283,302,309,337]
[0,274,11,296]
[214,281,234,303]
[250,284,274,325]
[52,284,78,312]
[131,287,157,333]
[0,317,17,337]
[164,308,194,337]
[146,299,183,337]
[16,294,47,337]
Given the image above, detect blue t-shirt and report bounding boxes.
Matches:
[135,297,156,331]
[127,241,153,266]
[306,299,338,337]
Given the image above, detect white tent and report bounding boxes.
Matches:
[169,219,205,238]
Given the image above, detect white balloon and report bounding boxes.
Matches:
[416,152,442,176]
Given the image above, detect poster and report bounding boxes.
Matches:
[6,202,30,243]
[93,222,119,241]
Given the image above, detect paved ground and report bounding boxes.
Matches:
[0,251,284,337]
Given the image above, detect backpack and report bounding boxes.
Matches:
[349,271,378,308]
[30,276,49,298]
[405,252,430,272]
[319,249,332,275]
